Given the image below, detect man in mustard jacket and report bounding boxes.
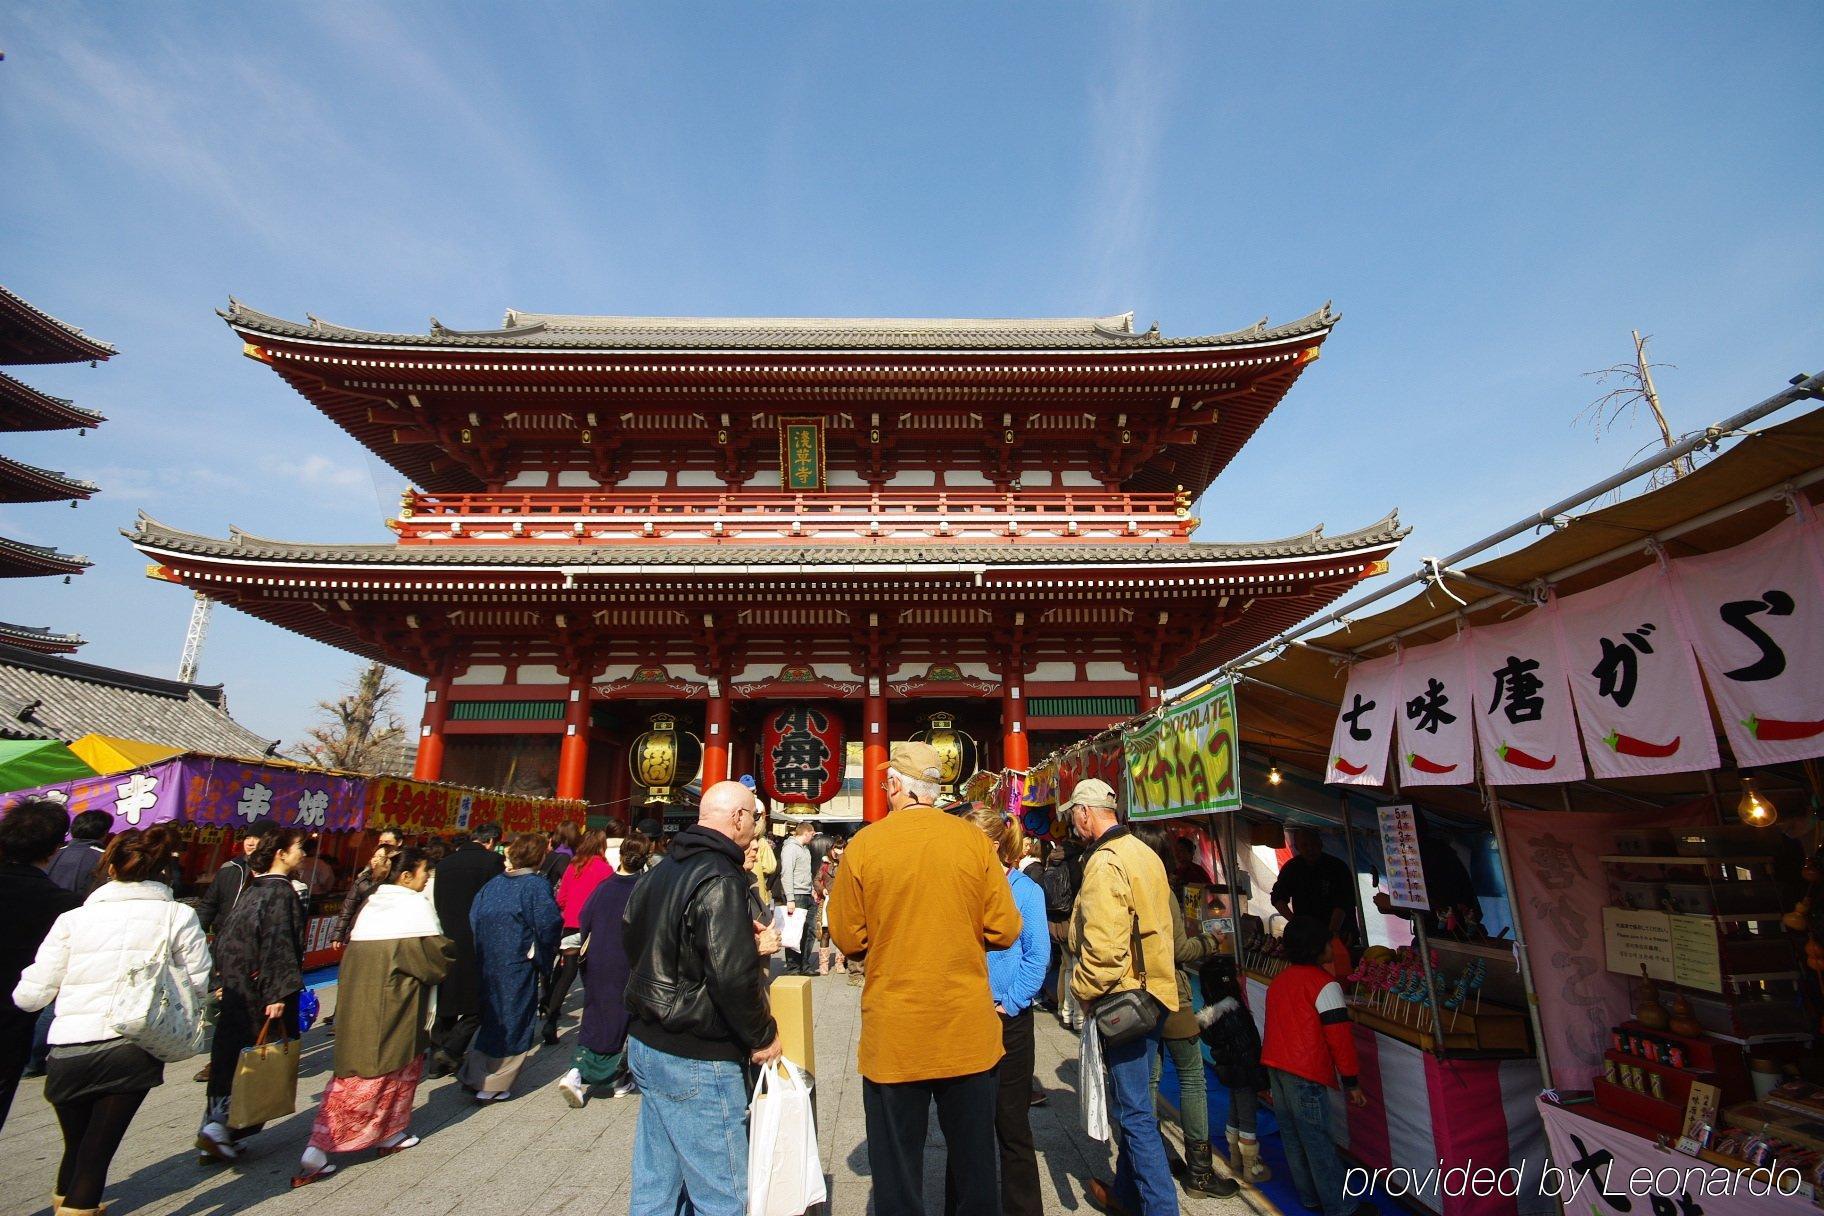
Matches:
[1066,778,1181,1216]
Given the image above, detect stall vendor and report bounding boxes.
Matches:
[1271,827,1356,941]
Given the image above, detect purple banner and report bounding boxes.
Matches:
[1,756,367,834]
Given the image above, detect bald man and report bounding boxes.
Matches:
[623,780,782,1216]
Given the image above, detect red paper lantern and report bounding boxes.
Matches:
[761,705,845,814]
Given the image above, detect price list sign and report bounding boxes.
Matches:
[1378,803,1430,911]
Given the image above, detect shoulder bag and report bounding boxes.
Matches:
[108,904,210,1063]
[1091,910,1161,1048]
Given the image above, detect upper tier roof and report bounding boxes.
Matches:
[0,622,85,655]
[0,533,90,578]
[0,452,98,503]
[0,371,107,432]
[224,300,1337,352]
[0,285,116,365]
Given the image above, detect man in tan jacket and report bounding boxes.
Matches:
[1065,778,1181,1216]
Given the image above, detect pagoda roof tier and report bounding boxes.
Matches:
[0,621,85,655]
[0,372,107,431]
[0,453,98,503]
[0,285,116,365]
[222,300,1336,497]
[0,534,90,578]
[128,511,1404,685]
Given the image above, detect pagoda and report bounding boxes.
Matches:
[129,302,1405,819]
[0,284,111,653]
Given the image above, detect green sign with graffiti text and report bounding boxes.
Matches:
[1123,680,1242,820]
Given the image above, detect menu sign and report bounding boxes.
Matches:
[1669,914,1724,993]
[1378,804,1430,910]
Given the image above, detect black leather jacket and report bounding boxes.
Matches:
[622,825,777,1060]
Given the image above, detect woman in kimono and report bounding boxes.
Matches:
[293,849,453,1187]
[198,828,307,1161]
[459,833,562,1101]
[555,830,651,1107]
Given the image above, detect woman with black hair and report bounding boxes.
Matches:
[1,799,83,1132]
[197,827,307,1161]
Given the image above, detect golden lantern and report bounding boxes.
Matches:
[628,713,703,806]
[913,711,978,796]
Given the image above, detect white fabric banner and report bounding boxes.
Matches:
[1393,634,1477,786]
[1556,564,1720,779]
[1467,601,1587,785]
[1326,653,1400,786]
[1672,510,1824,766]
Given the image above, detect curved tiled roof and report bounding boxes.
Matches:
[0,533,90,576]
[0,621,85,654]
[0,285,116,364]
[0,452,98,502]
[223,299,1338,353]
[128,510,1405,571]
[0,371,106,432]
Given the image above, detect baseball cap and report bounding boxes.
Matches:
[1062,778,1118,812]
[889,740,944,782]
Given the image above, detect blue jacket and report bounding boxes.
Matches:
[988,867,1051,1016]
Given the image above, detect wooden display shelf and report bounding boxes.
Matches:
[1601,855,1773,866]
[1348,1002,1531,1055]
[1594,1076,1687,1136]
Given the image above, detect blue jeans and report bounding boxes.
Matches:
[1269,1067,1350,1216]
[626,1037,749,1216]
[1104,1024,1180,1216]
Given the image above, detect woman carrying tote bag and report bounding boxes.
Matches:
[14,825,212,1216]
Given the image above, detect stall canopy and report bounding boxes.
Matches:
[0,738,94,793]
[68,733,182,775]
[1235,403,1824,816]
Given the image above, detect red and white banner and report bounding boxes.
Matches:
[1394,635,1478,787]
[1468,601,1586,785]
[1539,1100,1815,1216]
[1328,654,1400,786]
[1556,564,1720,779]
[1672,510,1824,766]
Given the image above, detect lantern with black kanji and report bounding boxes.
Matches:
[628,713,703,806]
[911,711,978,797]
[761,705,845,815]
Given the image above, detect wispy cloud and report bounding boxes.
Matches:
[1084,13,1185,310]
[269,454,369,494]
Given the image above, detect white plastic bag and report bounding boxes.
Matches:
[108,905,208,1063]
[748,1061,826,1216]
[774,905,809,953]
[1078,1023,1111,1143]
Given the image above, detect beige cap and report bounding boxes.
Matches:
[889,740,944,781]
[1062,777,1118,811]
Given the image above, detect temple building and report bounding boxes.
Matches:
[0,284,111,647]
[130,302,1405,821]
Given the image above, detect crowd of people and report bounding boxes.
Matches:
[0,756,1375,1216]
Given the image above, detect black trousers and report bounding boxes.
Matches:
[430,1013,481,1064]
[0,1007,32,1132]
[55,1089,148,1208]
[863,1068,999,1216]
[943,1011,1041,1216]
[782,895,816,974]
[544,949,582,1024]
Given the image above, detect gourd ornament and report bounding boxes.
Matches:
[1668,991,1702,1038]
[1635,964,1670,1030]
[1784,898,1811,933]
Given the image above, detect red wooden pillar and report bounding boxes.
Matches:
[605,736,632,827]
[1138,669,1163,711]
[1002,680,1029,772]
[412,671,452,782]
[556,674,591,801]
[702,685,732,786]
[862,678,889,823]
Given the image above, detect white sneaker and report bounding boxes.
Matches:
[558,1068,587,1108]
[611,1074,640,1098]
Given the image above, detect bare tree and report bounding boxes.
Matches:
[293,661,407,773]
[1578,330,1703,488]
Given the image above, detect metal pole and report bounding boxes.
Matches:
[1412,916,1450,1053]
[1483,776,1555,1090]
[1340,794,1367,948]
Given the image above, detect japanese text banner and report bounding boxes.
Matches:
[1468,601,1587,785]
[1557,564,1720,779]
[1671,510,1824,766]
[1393,635,1477,787]
[0,756,367,833]
[1123,681,1241,820]
[1326,653,1398,786]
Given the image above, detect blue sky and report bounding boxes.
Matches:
[2,3,1820,746]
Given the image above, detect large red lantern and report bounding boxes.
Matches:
[761,705,845,815]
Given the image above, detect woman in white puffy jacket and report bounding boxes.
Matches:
[14,826,211,1216]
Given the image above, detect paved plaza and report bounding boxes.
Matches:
[1,974,1266,1216]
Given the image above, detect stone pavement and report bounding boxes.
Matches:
[1,973,1270,1216]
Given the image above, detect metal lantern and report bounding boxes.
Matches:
[628,713,703,806]
[760,705,845,815]
[912,711,978,796]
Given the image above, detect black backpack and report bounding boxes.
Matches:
[1040,859,1076,921]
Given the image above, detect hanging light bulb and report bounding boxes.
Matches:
[1268,762,1283,787]
[1737,777,1778,828]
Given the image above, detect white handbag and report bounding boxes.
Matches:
[747,1062,826,1216]
[108,905,209,1063]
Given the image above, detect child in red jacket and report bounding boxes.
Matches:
[1261,917,1371,1216]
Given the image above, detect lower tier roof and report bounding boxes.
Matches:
[0,453,98,502]
[0,534,90,578]
[0,622,85,655]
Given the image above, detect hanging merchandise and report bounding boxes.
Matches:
[1057,734,1123,806]
[1671,509,1824,766]
[1392,634,1477,787]
[628,714,703,806]
[1466,599,1587,785]
[760,705,845,815]
[1325,653,1399,786]
[1556,563,1720,780]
